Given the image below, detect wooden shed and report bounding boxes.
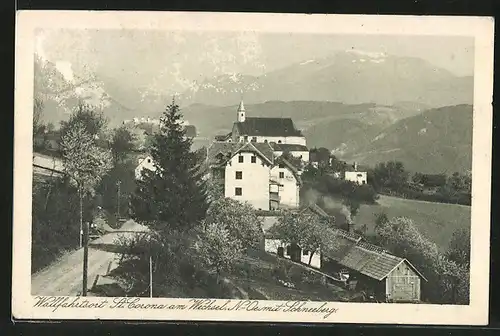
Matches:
[321,230,427,303]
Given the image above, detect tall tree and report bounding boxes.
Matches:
[370,161,409,193]
[268,210,337,265]
[205,198,263,249]
[446,227,471,267]
[33,96,44,134]
[110,126,136,163]
[60,103,108,140]
[130,100,208,234]
[60,121,113,246]
[374,216,469,304]
[194,221,243,283]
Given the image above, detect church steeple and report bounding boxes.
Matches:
[237,100,246,122]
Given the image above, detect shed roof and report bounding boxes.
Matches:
[322,229,427,281]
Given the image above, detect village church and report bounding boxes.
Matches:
[206,101,308,211]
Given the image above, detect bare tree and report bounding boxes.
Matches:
[60,121,112,247]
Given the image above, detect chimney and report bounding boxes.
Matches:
[353,162,358,171]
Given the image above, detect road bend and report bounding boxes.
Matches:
[31,220,147,296]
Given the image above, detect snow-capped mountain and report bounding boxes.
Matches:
[179,50,473,107]
[34,55,135,125]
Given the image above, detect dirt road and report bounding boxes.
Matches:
[31,220,147,296]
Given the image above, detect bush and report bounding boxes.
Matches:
[32,177,93,273]
[375,216,469,304]
[383,187,471,206]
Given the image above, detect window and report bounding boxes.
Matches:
[264,139,268,143]
[238,155,244,163]
[303,249,309,256]
[251,137,257,142]
[235,187,242,196]
[251,156,256,163]
[235,171,242,179]
[278,140,282,144]
[285,245,291,256]
[279,172,285,179]
[147,159,151,163]
[357,173,363,177]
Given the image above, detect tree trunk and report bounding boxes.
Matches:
[308,251,315,265]
[43,183,53,211]
[79,189,83,248]
[82,221,89,296]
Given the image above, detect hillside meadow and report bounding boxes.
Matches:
[310,192,471,252]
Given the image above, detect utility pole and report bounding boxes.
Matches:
[149,255,153,298]
[82,221,90,296]
[116,180,122,219]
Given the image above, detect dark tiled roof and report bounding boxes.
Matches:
[235,117,303,137]
[206,141,275,166]
[214,132,232,141]
[299,204,332,220]
[270,143,309,152]
[206,142,242,166]
[33,152,64,173]
[322,228,427,281]
[239,142,275,164]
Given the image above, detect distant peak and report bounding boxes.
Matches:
[345,49,388,59]
[300,59,315,65]
[54,60,75,84]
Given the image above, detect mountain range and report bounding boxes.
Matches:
[344,104,473,174]
[33,51,473,173]
[179,50,473,108]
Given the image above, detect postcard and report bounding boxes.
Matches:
[13,11,493,325]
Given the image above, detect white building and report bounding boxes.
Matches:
[270,157,301,208]
[264,238,322,269]
[260,205,335,270]
[270,143,310,163]
[344,162,368,185]
[206,141,302,211]
[345,171,368,185]
[135,155,155,180]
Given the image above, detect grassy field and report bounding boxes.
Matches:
[361,195,470,251]
[323,195,471,252]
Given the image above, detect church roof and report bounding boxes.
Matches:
[234,117,303,137]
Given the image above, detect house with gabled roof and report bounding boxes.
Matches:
[321,230,427,303]
[135,154,155,180]
[206,139,303,211]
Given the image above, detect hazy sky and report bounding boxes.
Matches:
[36,29,474,93]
